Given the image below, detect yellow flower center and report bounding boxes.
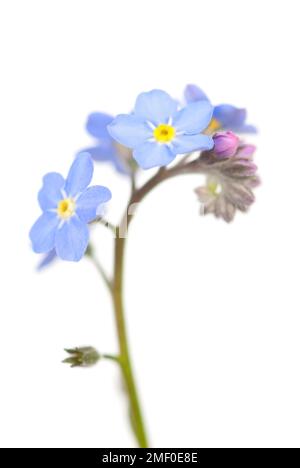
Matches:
[153,124,176,143]
[207,179,222,195]
[205,117,221,135]
[57,198,76,219]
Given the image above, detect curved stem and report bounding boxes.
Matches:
[86,246,113,293]
[103,158,206,448]
[130,159,206,206]
[90,217,116,234]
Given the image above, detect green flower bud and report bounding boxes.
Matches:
[63,347,101,368]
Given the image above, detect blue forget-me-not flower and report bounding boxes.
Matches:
[107,89,214,170]
[184,84,257,134]
[30,153,112,262]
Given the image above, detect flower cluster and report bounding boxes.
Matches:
[29,85,261,449]
[195,133,260,222]
[30,85,260,264]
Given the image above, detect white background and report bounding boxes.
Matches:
[0,0,299,448]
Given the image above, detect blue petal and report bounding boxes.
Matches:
[133,141,175,170]
[64,152,93,197]
[184,84,210,103]
[236,124,257,134]
[79,143,130,175]
[108,114,152,149]
[38,172,65,211]
[80,140,116,162]
[134,89,178,125]
[55,216,89,262]
[30,212,59,254]
[112,153,132,175]
[214,105,245,127]
[37,249,57,271]
[76,186,112,223]
[172,134,214,154]
[173,101,213,134]
[213,105,257,133]
[86,112,113,139]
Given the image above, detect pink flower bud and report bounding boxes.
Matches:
[213,131,239,159]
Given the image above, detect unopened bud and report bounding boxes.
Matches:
[213,131,239,159]
[63,347,101,368]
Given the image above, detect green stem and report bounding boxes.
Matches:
[98,159,208,448]
[113,232,149,447]
[87,247,113,293]
[89,235,149,446]
[102,353,121,363]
